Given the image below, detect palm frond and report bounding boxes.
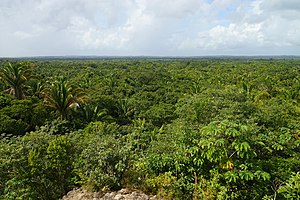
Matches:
[42,77,88,120]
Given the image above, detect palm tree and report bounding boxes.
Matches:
[43,77,87,120]
[75,104,114,123]
[0,62,33,99]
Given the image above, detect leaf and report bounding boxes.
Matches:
[215,138,226,147]
[254,170,271,181]
[225,171,238,183]
[241,142,251,152]
[239,171,254,181]
[239,125,249,133]
[272,143,284,151]
[256,141,265,146]
[225,128,240,137]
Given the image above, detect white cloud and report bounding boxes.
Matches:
[13,31,35,39]
[178,22,264,51]
[262,0,300,11]
[0,0,299,56]
[139,0,205,18]
[177,0,300,55]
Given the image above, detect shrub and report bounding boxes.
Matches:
[74,122,130,191]
[0,131,76,199]
[278,172,300,199]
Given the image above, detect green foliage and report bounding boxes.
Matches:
[196,170,234,200]
[194,121,271,198]
[74,104,114,126]
[74,131,130,190]
[0,114,27,135]
[144,172,177,199]
[0,62,34,99]
[0,97,48,135]
[142,103,176,126]
[0,94,12,108]
[278,172,300,199]
[43,76,87,120]
[38,119,73,135]
[1,58,300,199]
[0,131,76,200]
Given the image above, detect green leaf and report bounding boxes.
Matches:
[215,138,226,146]
[254,171,271,181]
[225,171,239,183]
[225,128,240,137]
[272,143,284,151]
[239,171,254,181]
[240,142,250,152]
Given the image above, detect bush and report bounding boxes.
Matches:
[0,131,76,199]
[278,172,300,199]
[74,122,130,191]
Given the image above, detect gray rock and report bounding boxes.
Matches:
[113,194,125,200]
[61,188,159,200]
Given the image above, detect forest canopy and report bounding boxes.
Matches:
[0,57,300,199]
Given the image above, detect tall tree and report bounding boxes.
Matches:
[43,77,87,120]
[0,62,33,99]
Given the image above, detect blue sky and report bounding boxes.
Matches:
[0,0,299,57]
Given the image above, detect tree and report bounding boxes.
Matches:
[43,77,87,120]
[0,130,76,199]
[0,62,34,100]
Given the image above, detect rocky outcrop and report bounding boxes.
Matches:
[61,188,160,200]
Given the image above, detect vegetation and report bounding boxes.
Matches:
[42,76,87,120]
[0,58,300,199]
[0,62,34,100]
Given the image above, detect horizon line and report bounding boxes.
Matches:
[1,54,300,59]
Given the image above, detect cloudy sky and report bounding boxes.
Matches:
[0,0,299,57]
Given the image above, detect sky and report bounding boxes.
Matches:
[0,0,299,57]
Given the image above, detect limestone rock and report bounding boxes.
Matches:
[61,188,160,200]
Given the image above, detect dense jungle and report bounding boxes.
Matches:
[0,57,299,199]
